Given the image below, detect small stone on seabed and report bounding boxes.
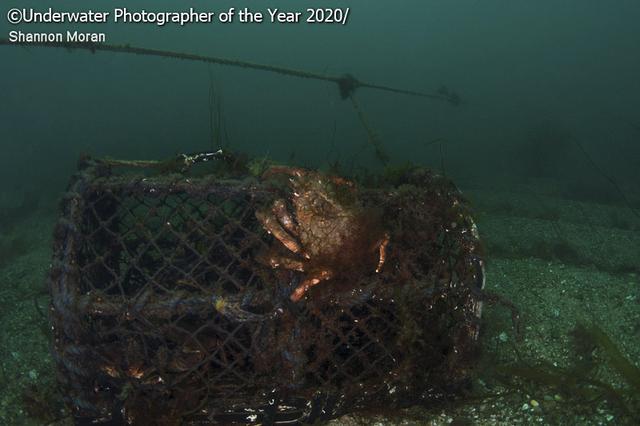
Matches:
[522,403,529,410]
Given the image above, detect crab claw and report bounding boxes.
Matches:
[290,270,333,302]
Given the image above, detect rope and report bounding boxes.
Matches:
[572,137,640,220]
[0,38,459,104]
[102,149,232,172]
[349,94,390,165]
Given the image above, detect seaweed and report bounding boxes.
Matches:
[579,323,640,393]
[489,322,640,421]
[381,162,419,187]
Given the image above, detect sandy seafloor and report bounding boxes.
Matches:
[0,178,638,425]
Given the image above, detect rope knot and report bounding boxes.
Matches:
[337,74,360,99]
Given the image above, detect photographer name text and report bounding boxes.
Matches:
[9,30,105,43]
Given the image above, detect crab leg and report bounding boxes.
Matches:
[268,256,304,272]
[272,199,298,235]
[290,270,333,302]
[375,233,390,273]
[256,209,302,255]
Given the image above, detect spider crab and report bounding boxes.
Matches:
[256,166,390,302]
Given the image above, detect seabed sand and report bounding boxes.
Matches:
[1,182,638,425]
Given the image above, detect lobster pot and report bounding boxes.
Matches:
[48,158,485,425]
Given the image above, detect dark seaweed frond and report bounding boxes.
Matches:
[488,322,640,421]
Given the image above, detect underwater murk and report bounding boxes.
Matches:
[1,1,639,425]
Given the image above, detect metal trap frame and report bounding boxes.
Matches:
[48,156,485,424]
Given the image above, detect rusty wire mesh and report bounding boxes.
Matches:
[48,157,485,424]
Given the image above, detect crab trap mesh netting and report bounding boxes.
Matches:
[48,156,485,425]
